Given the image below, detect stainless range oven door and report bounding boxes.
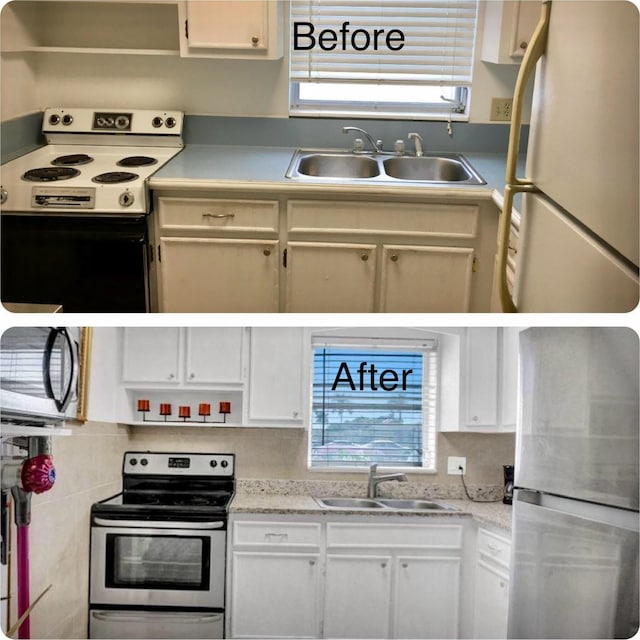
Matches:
[90,518,226,608]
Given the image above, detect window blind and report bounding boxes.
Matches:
[290,0,478,86]
[310,344,438,469]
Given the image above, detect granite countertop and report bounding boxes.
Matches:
[229,481,513,534]
[149,144,522,203]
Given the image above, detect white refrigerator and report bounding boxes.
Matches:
[508,328,639,638]
[498,1,639,312]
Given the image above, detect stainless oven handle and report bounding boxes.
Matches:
[92,517,225,529]
[91,611,223,623]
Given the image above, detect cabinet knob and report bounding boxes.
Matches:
[309,559,316,566]
[263,249,272,257]
[189,373,195,380]
[471,415,479,422]
[168,373,175,380]
[381,562,387,568]
[402,563,408,568]
[360,253,369,261]
[251,35,260,46]
[519,41,528,50]
[390,254,399,262]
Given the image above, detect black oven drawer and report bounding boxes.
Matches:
[1,214,149,312]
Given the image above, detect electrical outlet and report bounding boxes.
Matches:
[447,456,467,475]
[490,97,513,122]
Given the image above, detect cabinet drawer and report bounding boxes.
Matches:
[477,528,511,569]
[157,197,279,232]
[288,200,478,239]
[327,522,463,549]
[233,521,322,548]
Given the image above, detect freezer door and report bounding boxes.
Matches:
[514,193,639,312]
[517,328,639,510]
[526,1,639,266]
[508,490,639,639]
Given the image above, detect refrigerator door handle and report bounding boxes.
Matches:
[498,1,552,313]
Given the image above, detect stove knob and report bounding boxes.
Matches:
[221,460,228,468]
[62,114,73,126]
[119,191,135,207]
[48,114,61,126]
[140,458,148,466]
[115,115,130,130]
[210,460,218,468]
[165,117,176,128]
[152,116,164,128]
[0,187,7,205]
[130,458,138,466]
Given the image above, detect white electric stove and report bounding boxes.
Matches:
[0,107,184,312]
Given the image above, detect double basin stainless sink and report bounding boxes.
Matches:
[315,497,458,511]
[286,149,485,185]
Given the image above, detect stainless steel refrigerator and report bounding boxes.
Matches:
[508,328,639,638]
[497,1,639,312]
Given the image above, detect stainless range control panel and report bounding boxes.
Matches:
[123,452,235,476]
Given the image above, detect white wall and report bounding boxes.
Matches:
[0,1,530,124]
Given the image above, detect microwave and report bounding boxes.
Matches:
[0,327,79,425]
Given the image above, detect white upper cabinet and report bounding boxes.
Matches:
[178,0,283,59]
[247,328,306,425]
[481,0,540,64]
[185,327,245,384]
[122,327,182,384]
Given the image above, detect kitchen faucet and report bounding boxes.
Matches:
[342,126,383,153]
[408,132,424,157]
[367,463,408,498]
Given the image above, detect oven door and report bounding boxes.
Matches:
[90,519,226,608]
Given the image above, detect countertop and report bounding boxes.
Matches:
[229,492,513,534]
[149,144,521,203]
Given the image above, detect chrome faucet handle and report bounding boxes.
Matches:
[408,132,424,157]
[342,126,382,153]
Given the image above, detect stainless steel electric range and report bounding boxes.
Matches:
[89,452,235,640]
[0,108,183,312]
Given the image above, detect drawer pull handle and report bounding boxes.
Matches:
[263,249,272,257]
[203,212,235,219]
[390,254,399,262]
[265,532,288,541]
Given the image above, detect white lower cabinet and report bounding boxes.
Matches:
[228,516,465,640]
[472,528,511,639]
[323,554,392,639]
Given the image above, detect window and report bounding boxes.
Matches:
[290,0,479,119]
[310,335,438,470]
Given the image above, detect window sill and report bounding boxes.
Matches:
[290,107,470,122]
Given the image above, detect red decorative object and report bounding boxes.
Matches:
[159,403,172,421]
[137,399,150,412]
[219,402,231,414]
[179,406,191,421]
[198,403,211,421]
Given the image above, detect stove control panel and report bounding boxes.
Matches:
[42,108,184,137]
[124,452,235,477]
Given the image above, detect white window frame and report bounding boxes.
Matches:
[289,0,479,120]
[308,331,439,473]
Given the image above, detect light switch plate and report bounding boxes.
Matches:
[447,456,467,475]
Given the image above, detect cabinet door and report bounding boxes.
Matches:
[185,328,244,384]
[185,1,267,50]
[159,237,279,312]
[379,245,474,312]
[394,556,461,639]
[285,242,376,312]
[230,552,320,638]
[324,555,392,639]
[248,328,304,423]
[465,328,499,427]
[499,327,520,428]
[121,327,181,384]
[472,561,510,639]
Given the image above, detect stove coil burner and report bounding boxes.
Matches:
[51,153,94,166]
[92,171,139,184]
[176,496,217,507]
[22,167,80,182]
[117,156,158,167]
